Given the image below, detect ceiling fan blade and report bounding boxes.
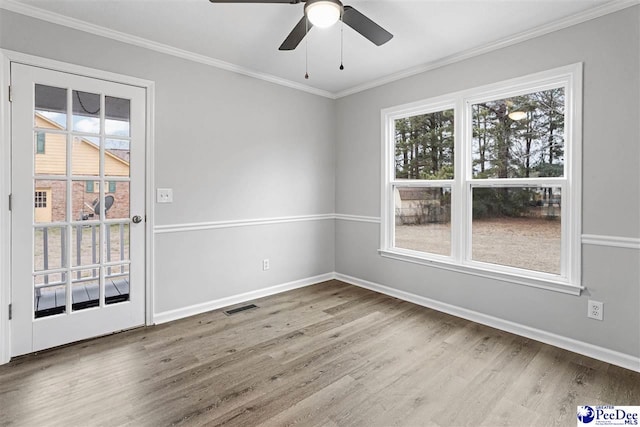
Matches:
[279,16,312,51]
[209,0,300,3]
[342,5,393,46]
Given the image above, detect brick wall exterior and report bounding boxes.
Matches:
[36,180,130,222]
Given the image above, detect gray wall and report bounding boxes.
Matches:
[0,10,336,316]
[335,7,640,357]
[2,5,639,359]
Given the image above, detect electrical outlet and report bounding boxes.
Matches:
[262,259,270,271]
[156,188,173,203]
[587,300,603,321]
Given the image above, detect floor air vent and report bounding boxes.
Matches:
[223,304,258,316]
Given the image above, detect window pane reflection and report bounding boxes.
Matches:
[472,88,565,179]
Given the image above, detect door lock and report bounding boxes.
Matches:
[132,215,143,224]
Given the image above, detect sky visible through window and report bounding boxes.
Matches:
[39,111,130,149]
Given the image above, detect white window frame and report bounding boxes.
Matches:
[380,63,583,295]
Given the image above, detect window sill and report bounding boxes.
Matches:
[378,249,583,296]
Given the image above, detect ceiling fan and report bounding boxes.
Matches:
[208,0,393,51]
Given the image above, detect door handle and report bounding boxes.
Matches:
[132,215,143,224]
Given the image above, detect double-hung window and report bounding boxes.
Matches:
[381,64,582,294]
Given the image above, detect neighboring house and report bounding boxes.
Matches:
[34,113,130,222]
[395,187,450,225]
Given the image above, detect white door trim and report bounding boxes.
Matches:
[0,49,156,364]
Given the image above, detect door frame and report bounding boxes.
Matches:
[0,50,156,364]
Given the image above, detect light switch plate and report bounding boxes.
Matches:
[157,188,173,203]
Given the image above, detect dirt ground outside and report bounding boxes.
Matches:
[395,217,561,274]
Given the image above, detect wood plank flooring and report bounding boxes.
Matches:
[1,280,638,427]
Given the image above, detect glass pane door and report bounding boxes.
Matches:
[11,62,146,356]
[33,84,133,317]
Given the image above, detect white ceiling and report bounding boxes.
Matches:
[5,0,630,96]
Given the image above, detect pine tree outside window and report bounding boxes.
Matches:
[380,64,582,294]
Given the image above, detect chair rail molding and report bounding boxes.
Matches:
[581,234,640,250]
[153,214,335,234]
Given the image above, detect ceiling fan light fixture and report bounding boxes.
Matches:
[305,0,342,28]
[508,111,527,121]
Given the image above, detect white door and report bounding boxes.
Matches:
[11,63,146,356]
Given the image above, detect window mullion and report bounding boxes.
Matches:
[381,63,581,289]
[381,112,394,251]
[452,97,467,264]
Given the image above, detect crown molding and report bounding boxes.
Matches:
[0,0,336,99]
[1,0,637,100]
[334,0,640,98]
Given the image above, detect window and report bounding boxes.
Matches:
[393,107,455,257]
[34,191,47,208]
[381,64,582,293]
[36,132,46,154]
[86,181,117,193]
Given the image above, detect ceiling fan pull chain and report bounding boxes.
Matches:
[339,18,344,70]
[305,17,310,79]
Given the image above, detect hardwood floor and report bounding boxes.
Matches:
[1,280,638,427]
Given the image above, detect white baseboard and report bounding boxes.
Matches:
[152,270,639,373]
[335,273,640,373]
[153,273,334,325]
